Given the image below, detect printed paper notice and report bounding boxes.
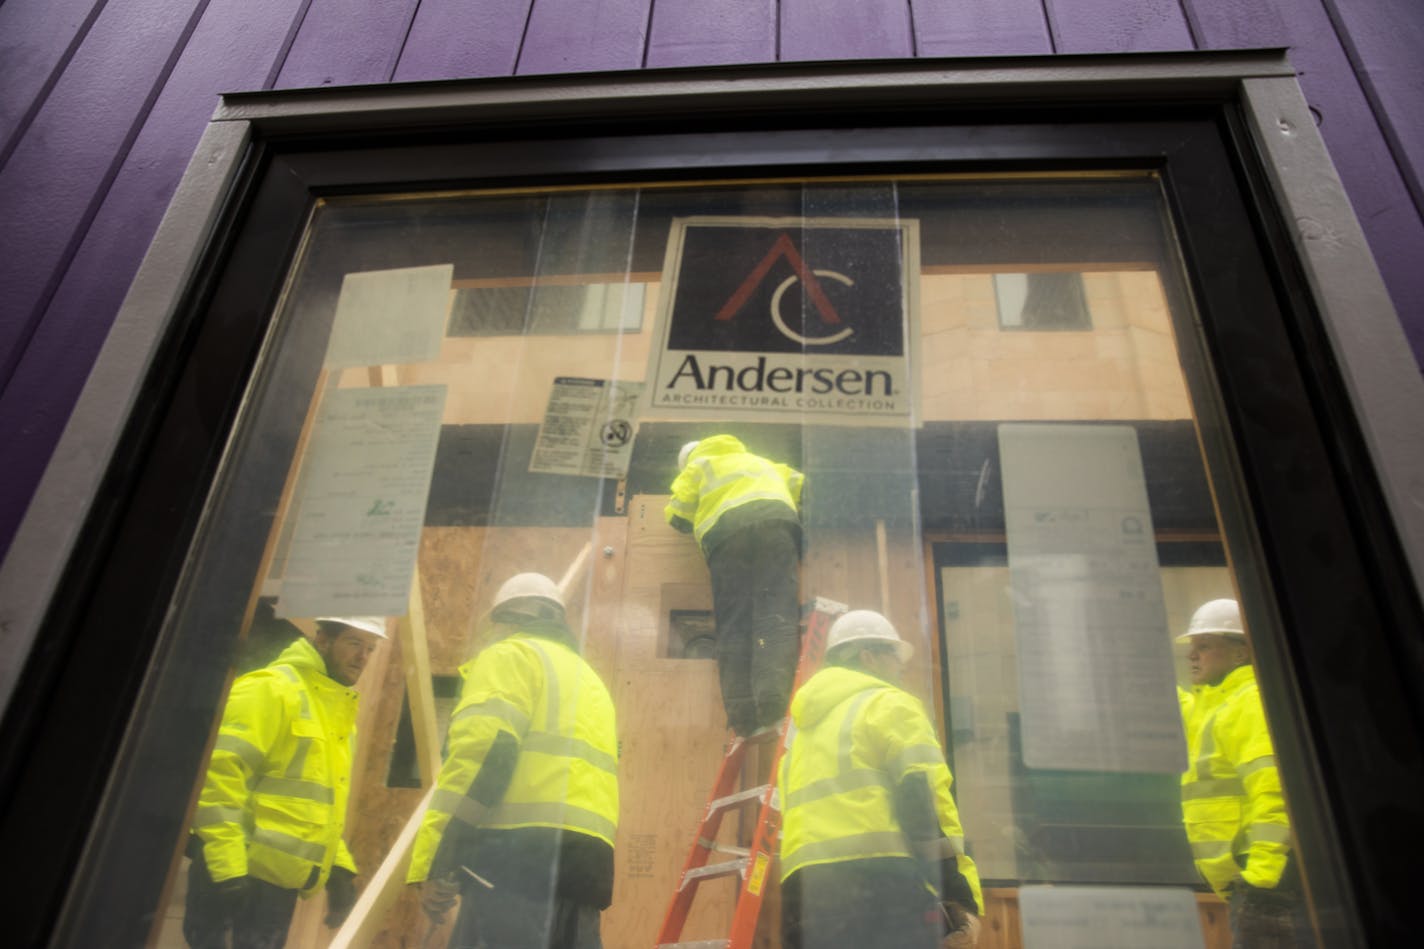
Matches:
[530,377,644,478]
[1020,886,1203,949]
[277,385,447,618]
[999,423,1186,773]
[323,264,453,369]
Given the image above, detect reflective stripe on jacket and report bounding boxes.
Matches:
[778,666,983,914]
[192,637,359,892]
[665,434,803,550]
[1181,664,1290,895]
[408,632,619,882]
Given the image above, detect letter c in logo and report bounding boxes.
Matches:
[770,270,854,346]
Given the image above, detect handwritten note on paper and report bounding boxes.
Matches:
[529,377,645,479]
[999,423,1186,774]
[1019,886,1204,949]
[323,264,453,369]
[277,385,447,618]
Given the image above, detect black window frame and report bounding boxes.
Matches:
[0,54,1420,947]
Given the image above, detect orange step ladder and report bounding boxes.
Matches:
[654,597,847,949]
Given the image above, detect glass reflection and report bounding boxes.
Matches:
[154,177,1320,949]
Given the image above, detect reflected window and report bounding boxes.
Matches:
[995,272,1091,330]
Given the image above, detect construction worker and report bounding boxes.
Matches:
[1178,598,1309,947]
[666,434,804,735]
[408,572,619,949]
[184,616,386,949]
[778,610,983,949]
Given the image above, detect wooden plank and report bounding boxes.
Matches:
[1044,0,1194,53]
[646,0,776,68]
[517,0,652,74]
[401,572,442,787]
[393,0,533,81]
[912,0,1054,57]
[781,0,913,60]
[272,0,421,88]
[327,785,438,949]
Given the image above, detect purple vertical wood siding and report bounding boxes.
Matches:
[1185,0,1424,357]
[517,0,651,73]
[393,0,533,81]
[781,0,914,60]
[1045,0,1194,52]
[0,0,107,155]
[0,0,311,552]
[1,0,1422,562]
[646,0,777,68]
[1320,0,1424,217]
[0,0,209,379]
[913,0,1054,57]
[274,0,422,88]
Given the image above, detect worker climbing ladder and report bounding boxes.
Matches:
[654,597,847,949]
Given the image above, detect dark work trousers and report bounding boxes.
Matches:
[182,852,300,949]
[781,862,941,949]
[450,882,604,949]
[706,520,802,735]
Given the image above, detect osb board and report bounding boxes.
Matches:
[605,496,735,947]
[976,888,1233,949]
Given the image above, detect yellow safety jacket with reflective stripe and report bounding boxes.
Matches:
[192,637,359,893]
[778,666,983,914]
[408,632,619,882]
[1181,664,1291,896]
[665,434,803,550]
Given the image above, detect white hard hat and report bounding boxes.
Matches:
[827,609,913,662]
[490,572,565,622]
[317,616,389,639]
[1175,598,1244,643]
[678,440,701,470]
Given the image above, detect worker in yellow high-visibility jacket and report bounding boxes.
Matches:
[666,434,804,735]
[408,573,618,949]
[1179,598,1310,947]
[184,616,386,949]
[779,610,983,949]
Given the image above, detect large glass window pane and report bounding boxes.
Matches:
[122,175,1332,947]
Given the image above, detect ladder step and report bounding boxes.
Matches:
[707,784,769,814]
[680,857,749,888]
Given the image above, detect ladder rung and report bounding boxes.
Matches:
[707,784,769,813]
[709,843,750,858]
[656,942,731,949]
[680,857,749,888]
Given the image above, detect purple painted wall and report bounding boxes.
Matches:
[1,0,1421,561]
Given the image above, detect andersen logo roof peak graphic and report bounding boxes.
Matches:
[646,216,921,425]
[667,222,907,356]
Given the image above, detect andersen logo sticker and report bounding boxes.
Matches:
[645,216,920,424]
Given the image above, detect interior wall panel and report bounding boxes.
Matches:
[646,0,777,68]
[273,0,422,89]
[0,0,107,158]
[912,0,1056,57]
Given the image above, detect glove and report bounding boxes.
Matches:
[213,876,250,921]
[941,900,982,949]
[325,866,358,928]
[1233,881,1301,943]
[419,877,461,925]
